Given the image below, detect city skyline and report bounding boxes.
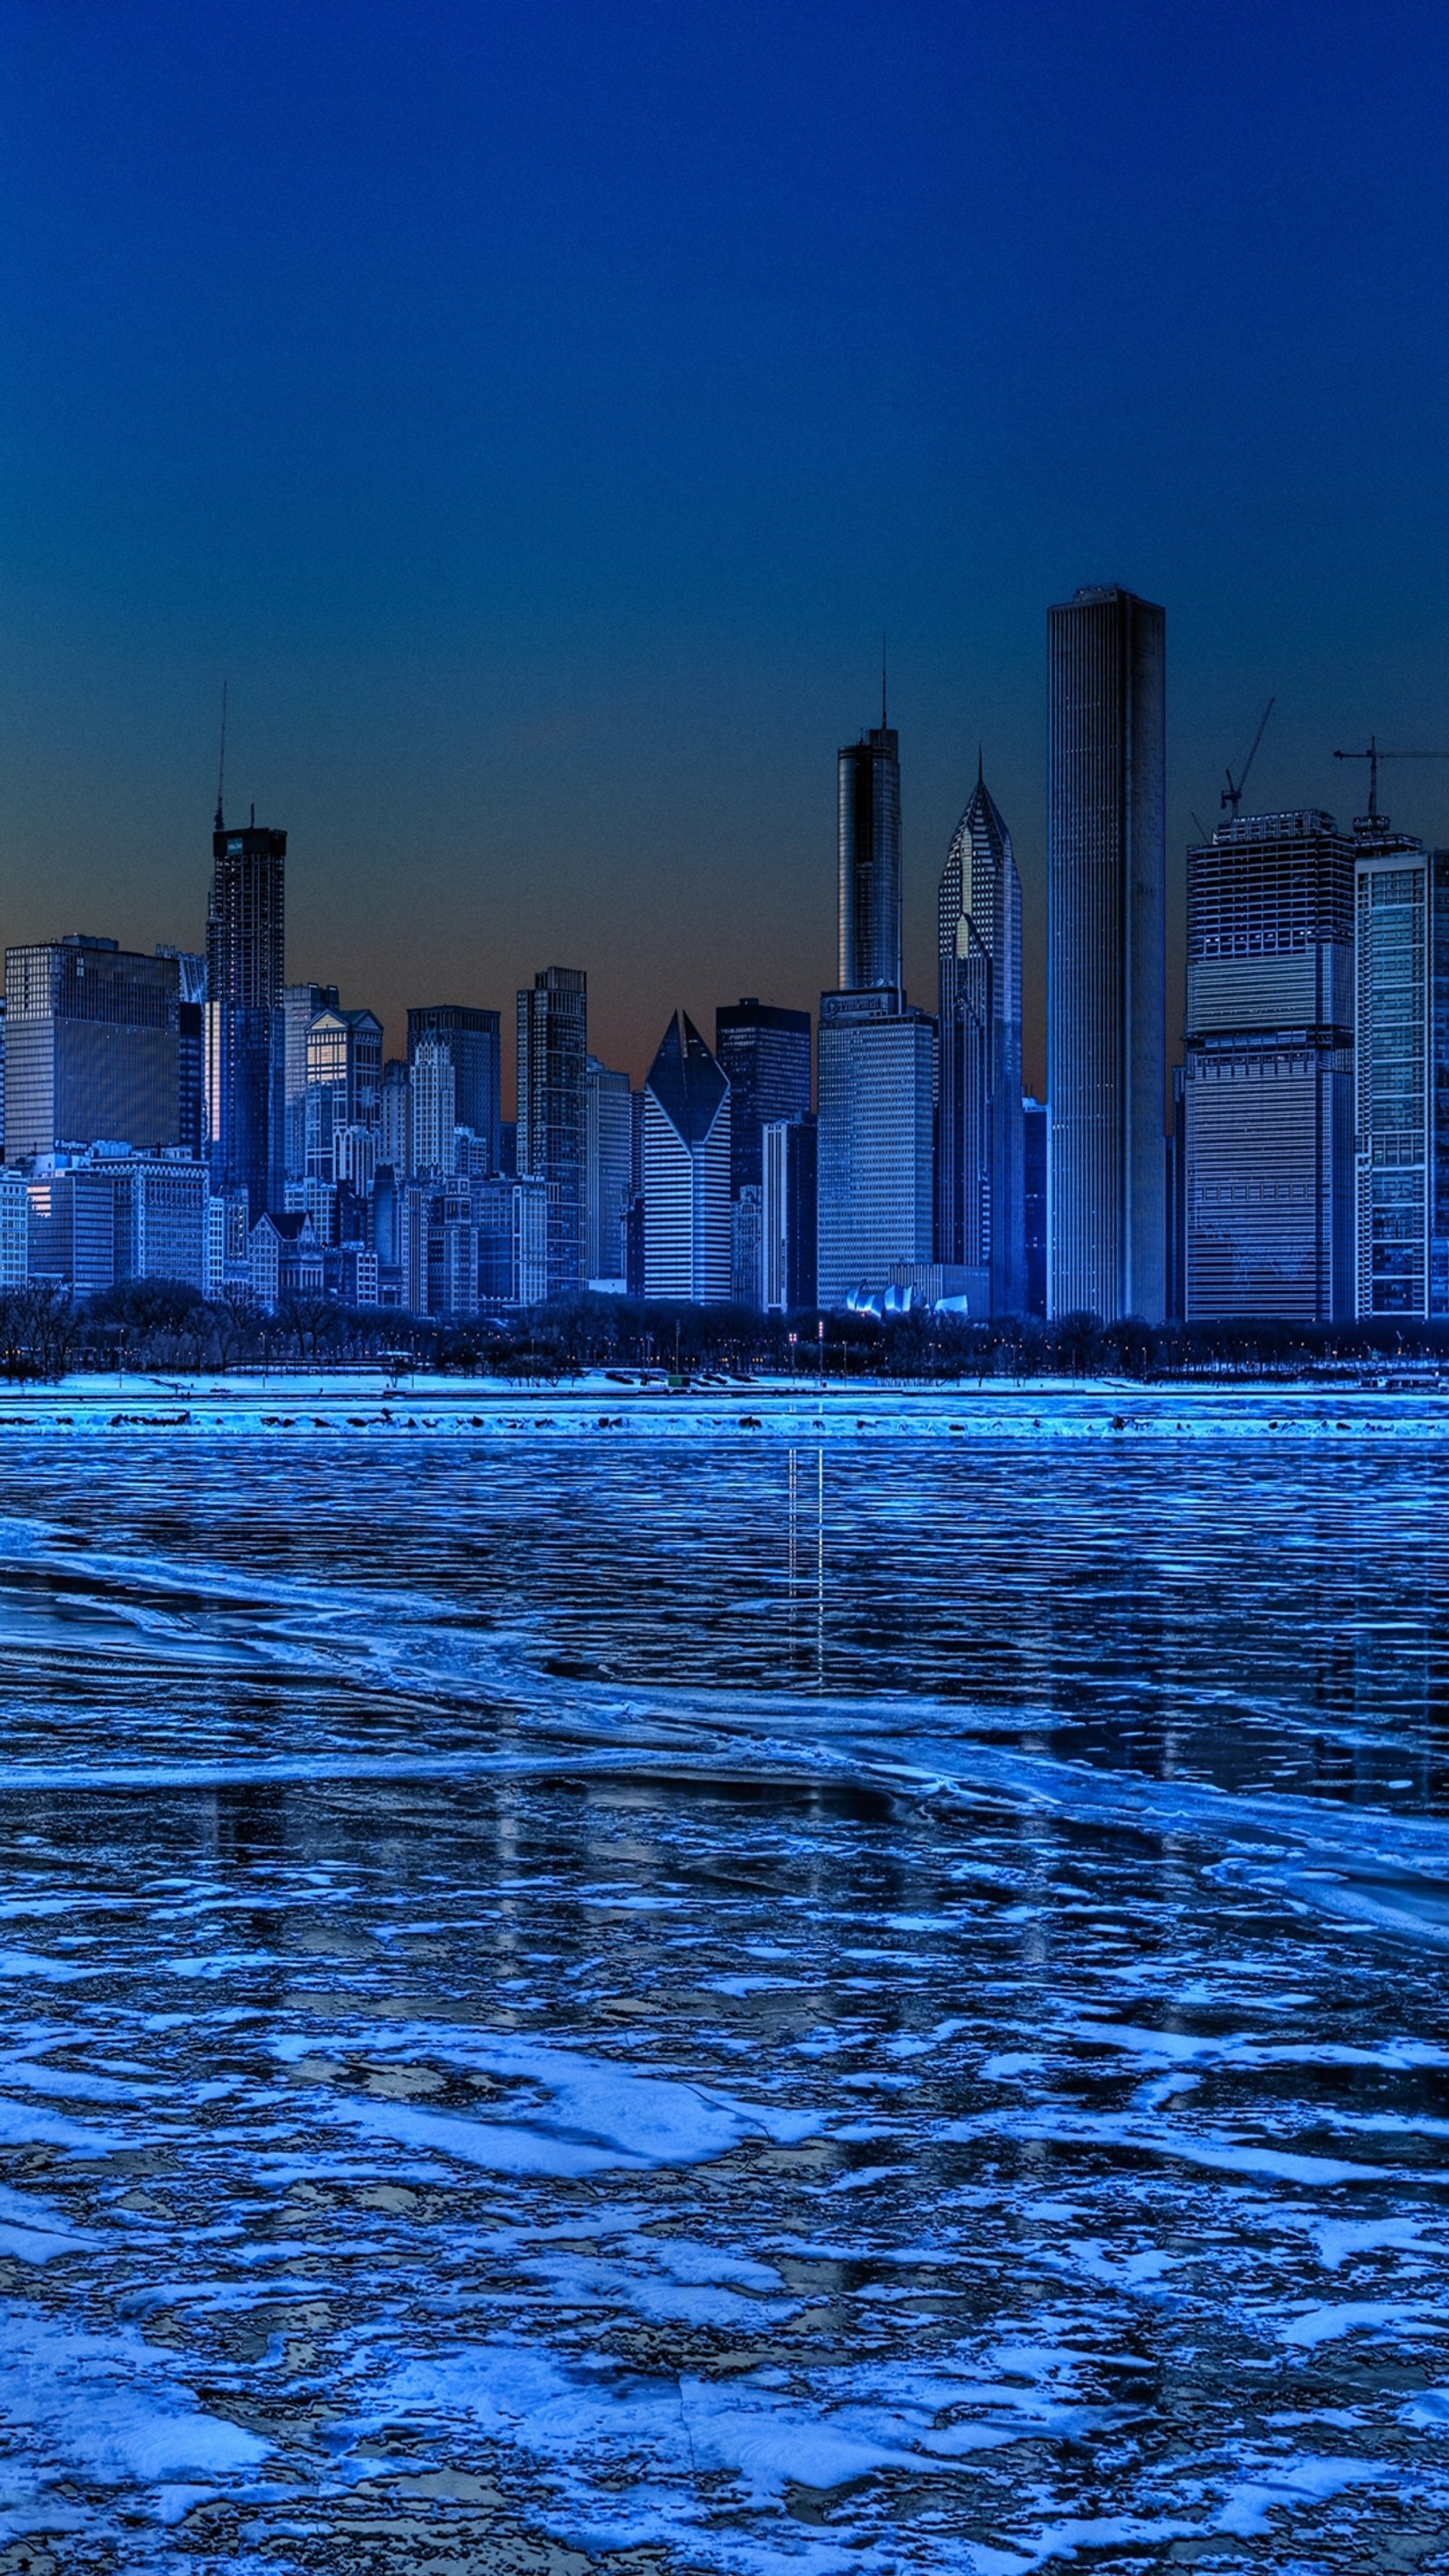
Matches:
[5,5,1449,1092]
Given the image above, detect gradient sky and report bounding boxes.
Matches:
[5,0,1449,1104]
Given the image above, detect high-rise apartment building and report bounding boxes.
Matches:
[282,983,340,1183]
[516,966,587,1295]
[5,937,186,1160]
[206,820,285,1219]
[1183,810,1355,1322]
[816,990,935,1308]
[584,1056,633,1287]
[1352,826,1449,1317]
[1047,585,1166,1322]
[642,1014,732,1302]
[838,724,902,991]
[304,1008,383,1185]
[936,764,1025,1313]
[407,1007,501,1172]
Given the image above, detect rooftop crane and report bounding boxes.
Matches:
[1333,735,1449,823]
[1222,697,1275,816]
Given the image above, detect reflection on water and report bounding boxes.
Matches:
[0,1431,1443,2568]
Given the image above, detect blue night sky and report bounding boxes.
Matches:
[3,0,1448,1096]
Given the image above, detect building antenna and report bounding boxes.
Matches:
[881,632,888,729]
[214,681,228,833]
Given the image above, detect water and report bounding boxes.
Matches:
[0,1421,1446,2571]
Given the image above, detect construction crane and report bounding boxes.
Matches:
[1333,735,1449,823]
[1221,697,1275,816]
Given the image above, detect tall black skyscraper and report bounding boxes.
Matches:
[714,1000,811,1197]
[838,720,902,992]
[516,966,587,1293]
[1047,585,1166,1322]
[206,819,285,1219]
[936,763,1025,1312]
[407,1006,502,1170]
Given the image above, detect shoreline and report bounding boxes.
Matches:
[0,1370,1444,1436]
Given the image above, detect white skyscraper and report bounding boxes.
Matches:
[642,1014,732,1303]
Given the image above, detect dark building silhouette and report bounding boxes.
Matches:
[206,820,286,1218]
[1022,1096,1047,1319]
[1048,586,1166,1322]
[516,966,587,1293]
[838,723,902,992]
[715,1000,811,1199]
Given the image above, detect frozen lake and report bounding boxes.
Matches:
[0,1418,1445,2570]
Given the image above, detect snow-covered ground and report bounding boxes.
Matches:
[0,1365,1444,1436]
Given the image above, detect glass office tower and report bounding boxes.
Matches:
[4,937,185,1158]
[206,821,285,1219]
[838,725,902,992]
[1352,830,1449,1316]
[1183,810,1355,1322]
[1047,586,1166,1322]
[516,966,588,1295]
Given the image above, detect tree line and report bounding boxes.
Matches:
[0,1279,1444,1383]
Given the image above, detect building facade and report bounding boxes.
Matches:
[762,1114,818,1312]
[304,1008,382,1185]
[714,1001,812,1199]
[936,764,1025,1313]
[407,1006,501,1172]
[1047,585,1166,1321]
[1183,810,1355,1322]
[5,937,186,1161]
[642,1013,733,1302]
[816,989,935,1308]
[516,966,587,1294]
[838,725,902,993]
[410,1038,456,1177]
[206,821,285,1219]
[1352,831,1448,1317]
[584,1055,632,1288]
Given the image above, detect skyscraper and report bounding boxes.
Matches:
[936,763,1025,1313]
[584,1055,632,1287]
[516,966,587,1295]
[762,1114,818,1312]
[838,722,902,991]
[282,982,340,1184]
[206,820,285,1219]
[1352,823,1449,1317]
[642,1013,732,1302]
[714,1001,812,1197]
[1183,810,1355,1321]
[1047,585,1166,1322]
[303,1008,383,1184]
[816,991,935,1307]
[410,1038,456,1177]
[379,1058,410,1174]
[5,937,186,1159]
[407,1006,501,1171]
[818,707,934,1306]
